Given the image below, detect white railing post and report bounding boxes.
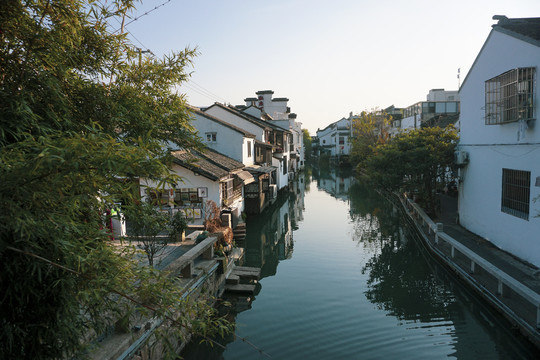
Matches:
[498,280,503,296]
[470,261,475,274]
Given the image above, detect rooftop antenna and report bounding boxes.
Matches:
[457,67,461,88]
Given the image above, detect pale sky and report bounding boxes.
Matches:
[124,0,540,134]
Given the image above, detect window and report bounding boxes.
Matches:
[501,168,530,220]
[247,141,252,157]
[485,67,535,125]
[174,188,201,206]
[147,188,170,206]
[206,132,217,142]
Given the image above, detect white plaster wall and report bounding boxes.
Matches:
[241,138,255,166]
[427,89,459,101]
[458,29,540,266]
[205,106,266,142]
[458,145,540,266]
[272,156,289,190]
[191,113,246,163]
[243,106,262,118]
[459,31,540,146]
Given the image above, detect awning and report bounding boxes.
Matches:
[245,165,276,174]
[235,170,255,185]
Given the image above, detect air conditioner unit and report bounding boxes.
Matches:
[269,184,277,199]
[454,150,469,166]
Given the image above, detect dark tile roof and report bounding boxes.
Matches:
[256,90,274,95]
[190,107,256,138]
[171,148,244,181]
[492,15,540,47]
[205,103,291,134]
[199,147,245,172]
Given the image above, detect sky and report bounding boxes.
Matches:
[124,0,540,134]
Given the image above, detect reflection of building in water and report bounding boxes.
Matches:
[317,170,354,201]
[243,177,307,278]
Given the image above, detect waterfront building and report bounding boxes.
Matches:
[204,102,292,192]
[189,107,256,166]
[243,90,305,172]
[457,15,540,267]
[315,112,356,162]
[140,148,254,226]
[389,89,460,135]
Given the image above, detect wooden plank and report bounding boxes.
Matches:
[225,284,256,294]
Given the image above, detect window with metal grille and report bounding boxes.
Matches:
[501,168,530,220]
[485,67,535,125]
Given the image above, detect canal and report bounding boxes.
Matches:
[183,169,540,359]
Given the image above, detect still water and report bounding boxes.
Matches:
[184,169,539,359]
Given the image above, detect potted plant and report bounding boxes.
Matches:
[169,211,188,242]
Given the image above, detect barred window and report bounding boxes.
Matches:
[485,67,535,125]
[501,168,530,220]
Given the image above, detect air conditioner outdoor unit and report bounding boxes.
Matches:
[454,150,469,166]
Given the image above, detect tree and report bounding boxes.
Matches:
[363,126,458,215]
[0,1,227,358]
[350,110,391,171]
[302,128,312,164]
[125,201,171,267]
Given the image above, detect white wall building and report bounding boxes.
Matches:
[244,90,306,171]
[140,148,252,226]
[457,16,540,267]
[190,108,256,166]
[316,114,354,158]
[204,103,291,191]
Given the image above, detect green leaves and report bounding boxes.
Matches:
[362,126,458,215]
[0,0,220,358]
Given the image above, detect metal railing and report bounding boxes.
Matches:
[404,198,540,330]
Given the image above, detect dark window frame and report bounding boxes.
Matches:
[501,168,530,220]
[485,67,536,125]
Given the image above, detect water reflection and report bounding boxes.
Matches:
[347,180,539,359]
[183,169,540,359]
[242,172,307,279]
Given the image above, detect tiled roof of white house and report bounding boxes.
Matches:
[204,103,292,134]
[492,15,540,45]
[189,107,256,138]
[171,148,244,181]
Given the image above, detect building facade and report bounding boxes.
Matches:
[457,16,540,266]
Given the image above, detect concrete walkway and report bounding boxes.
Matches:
[406,194,540,348]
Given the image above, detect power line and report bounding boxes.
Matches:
[182,83,227,104]
[112,0,173,34]
[104,1,230,106]
[186,81,228,103]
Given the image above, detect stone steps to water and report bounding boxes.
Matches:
[226,274,240,285]
[233,223,246,247]
[224,283,256,294]
[231,266,260,281]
